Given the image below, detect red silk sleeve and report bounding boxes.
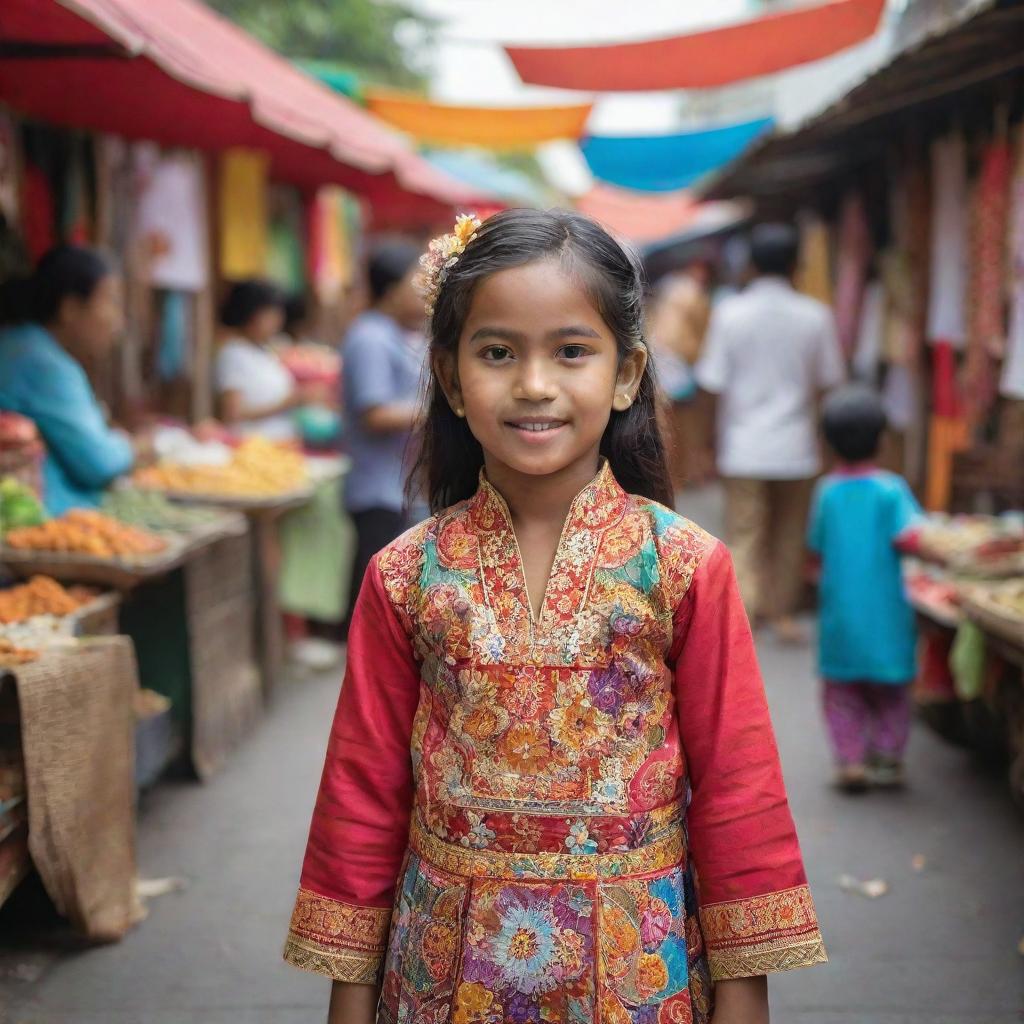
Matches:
[672,541,826,980]
[283,555,420,983]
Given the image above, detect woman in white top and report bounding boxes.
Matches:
[215,280,308,442]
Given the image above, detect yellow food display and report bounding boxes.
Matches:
[0,576,96,624]
[133,438,308,498]
[4,510,167,559]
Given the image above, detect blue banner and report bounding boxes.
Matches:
[581,116,774,192]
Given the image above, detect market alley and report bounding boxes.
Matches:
[2,488,1022,1024]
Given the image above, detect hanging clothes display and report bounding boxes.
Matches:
[156,290,191,381]
[926,133,969,348]
[833,190,871,357]
[134,149,209,292]
[219,148,268,280]
[307,186,351,305]
[1000,130,1024,402]
[925,342,968,512]
[795,213,832,305]
[852,279,886,381]
[964,137,1011,425]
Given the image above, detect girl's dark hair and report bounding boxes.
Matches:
[822,384,887,462]
[0,245,114,326]
[219,279,285,329]
[410,208,674,514]
[368,240,421,303]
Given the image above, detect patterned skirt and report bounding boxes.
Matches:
[377,818,714,1024]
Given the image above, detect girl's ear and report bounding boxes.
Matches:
[433,350,466,418]
[612,344,648,411]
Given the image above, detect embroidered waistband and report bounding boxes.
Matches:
[409,816,685,882]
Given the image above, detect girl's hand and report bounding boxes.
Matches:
[711,975,769,1024]
[327,980,378,1024]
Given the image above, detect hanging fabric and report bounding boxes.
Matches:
[833,190,871,357]
[506,0,886,90]
[135,149,209,292]
[580,117,773,193]
[852,280,885,381]
[218,148,268,280]
[999,129,1024,401]
[965,138,1011,425]
[365,91,592,149]
[156,290,190,381]
[926,133,969,348]
[795,214,832,305]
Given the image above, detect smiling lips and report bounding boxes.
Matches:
[507,417,568,436]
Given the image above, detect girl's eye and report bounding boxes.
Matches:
[559,344,590,360]
[480,346,512,362]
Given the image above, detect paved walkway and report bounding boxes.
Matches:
[2,487,1023,1022]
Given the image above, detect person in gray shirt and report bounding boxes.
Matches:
[342,241,426,618]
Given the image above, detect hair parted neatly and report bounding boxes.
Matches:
[408,207,674,514]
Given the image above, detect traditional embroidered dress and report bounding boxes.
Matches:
[284,464,826,1023]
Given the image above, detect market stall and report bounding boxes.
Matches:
[903,514,1024,807]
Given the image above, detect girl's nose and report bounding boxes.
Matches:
[512,357,557,402]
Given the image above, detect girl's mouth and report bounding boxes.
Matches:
[506,418,568,440]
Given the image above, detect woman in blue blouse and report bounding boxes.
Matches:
[0,246,137,514]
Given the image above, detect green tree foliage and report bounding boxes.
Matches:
[206,0,430,87]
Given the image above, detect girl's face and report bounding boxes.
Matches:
[440,259,645,485]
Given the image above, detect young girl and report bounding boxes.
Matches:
[284,210,826,1024]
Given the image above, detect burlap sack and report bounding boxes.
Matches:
[9,636,140,940]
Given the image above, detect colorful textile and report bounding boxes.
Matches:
[822,680,912,766]
[927,133,969,348]
[1001,132,1024,399]
[924,414,970,513]
[506,0,886,90]
[795,214,832,306]
[965,139,1011,424]
[284,464,825,1005]
[580,118,774,193]
[366,90,592,149]
[833,191,872,357]
[218,148,268,280]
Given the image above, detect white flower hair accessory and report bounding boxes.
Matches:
[415,213,482,316]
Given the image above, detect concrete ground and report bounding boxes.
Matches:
[2,486,1023,1022]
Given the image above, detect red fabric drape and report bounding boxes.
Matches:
[506,0,886,91]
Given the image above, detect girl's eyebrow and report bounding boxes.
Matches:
[468,324,601,343]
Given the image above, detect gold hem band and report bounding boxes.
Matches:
[709,935,829,980]
[283,935,383,984]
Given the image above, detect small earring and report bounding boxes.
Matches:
[454,405,465,418]
[614,393,632,411]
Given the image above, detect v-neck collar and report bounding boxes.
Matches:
[467,461,628,641]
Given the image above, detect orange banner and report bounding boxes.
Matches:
[507,0,886,91]
[365,90,593,149]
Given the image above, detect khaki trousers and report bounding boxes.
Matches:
[723,476,815,621]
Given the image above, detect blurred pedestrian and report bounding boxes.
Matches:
[809,385,922,791]
[341,239,425,612]
[648,255,713,490]
[695,223,845,643]
[215,279,313,442]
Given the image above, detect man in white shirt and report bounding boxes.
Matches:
[695,223,845,642]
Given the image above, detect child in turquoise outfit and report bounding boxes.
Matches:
[808,385,922,791]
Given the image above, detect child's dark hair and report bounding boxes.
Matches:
[410,208,674,513]
[0,245,114,326]
[822,384,887,463]
[219,279,285,329]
